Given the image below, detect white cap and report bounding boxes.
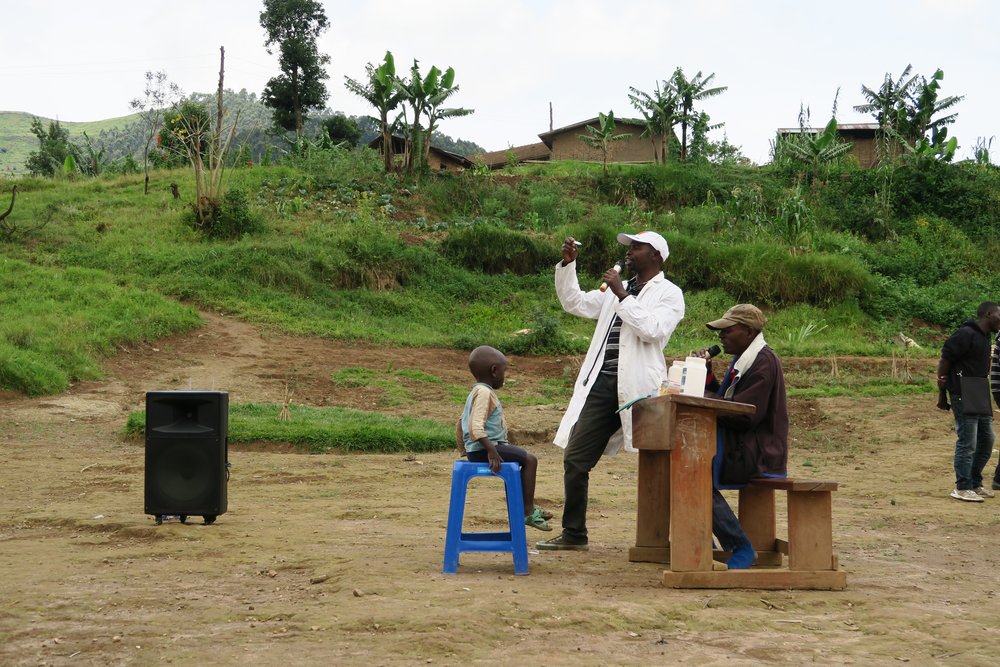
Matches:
[616,230,669,263]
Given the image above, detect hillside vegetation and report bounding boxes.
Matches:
[2,146,1000,396]
[0,111,140,177]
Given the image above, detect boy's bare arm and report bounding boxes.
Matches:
[455,419,466,457]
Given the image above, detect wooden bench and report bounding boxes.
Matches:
[734,477,847,589]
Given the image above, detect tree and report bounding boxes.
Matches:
[628,80,678,164]
[774,95,853,182]
[77,131,108,177]
[687,111,725,162]
[25,118,79,177]
[396,60,435,175]
[421,66,473,168]
[904,68,963,145]
[344,51,403,171]
[854,65,963,163]
[577,111,632,174]
[778,116,853,183]
[854,65,919,141]
[130,70,181,194]
[260,0,331,137]
[161,48,243,230]
[321,114,362,147]
[394,60,473,175]
[671,68,727,160]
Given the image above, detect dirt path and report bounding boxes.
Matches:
[1,313,999,666]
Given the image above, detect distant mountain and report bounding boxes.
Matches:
[0,90,485,175]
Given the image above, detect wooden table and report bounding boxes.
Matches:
[628,393,846,589]
[628,393,753,569]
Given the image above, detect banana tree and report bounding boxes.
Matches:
[421,66,473,169]
[671,68,727,160]
[578,111,632,174]
[628,80,678,163]
[344,51,403,171]
[779,116,853,183]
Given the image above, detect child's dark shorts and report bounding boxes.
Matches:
[466,443,532,466]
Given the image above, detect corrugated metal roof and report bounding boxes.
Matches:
[777,123,880,133]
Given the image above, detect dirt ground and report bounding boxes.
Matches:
[2,312,1000,666]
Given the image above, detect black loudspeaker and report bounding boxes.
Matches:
[145,391,228,525]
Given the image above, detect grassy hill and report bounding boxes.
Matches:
[0,111,140,176]
[2,148,1000,396]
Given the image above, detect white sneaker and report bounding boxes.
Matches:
[974,486,995,498]
[951,489,985,502]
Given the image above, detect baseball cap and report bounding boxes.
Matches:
[706,304,767,331]
[616,231,669,263]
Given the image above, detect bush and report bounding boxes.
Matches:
[890,162,1000,237]
[209,186,263,239]
[501,308,574,355]
[863,274,1000,328]
[284,145,384,191]
[440,223,552,275]
[862,216,981,286]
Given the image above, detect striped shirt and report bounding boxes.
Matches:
[600,278,647,375]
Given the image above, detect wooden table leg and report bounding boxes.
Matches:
[630,449,671,563]
[667,407,714,572]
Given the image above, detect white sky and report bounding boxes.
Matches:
[2,0,997,164]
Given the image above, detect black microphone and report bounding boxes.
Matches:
[707,345,722,358]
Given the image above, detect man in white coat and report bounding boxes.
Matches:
[537,231,685,550]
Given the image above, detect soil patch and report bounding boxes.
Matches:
[1,312,998,665]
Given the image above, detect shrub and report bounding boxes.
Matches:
[862,216,981,286]
[501,308,575,355]
[440,223,551,275]
[283,145,383,191]
[705,243,872,306]
[209,186,263,239]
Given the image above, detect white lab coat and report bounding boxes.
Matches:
[553,260,685,455]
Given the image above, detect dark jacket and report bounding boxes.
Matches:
[708,345,788,476]
[941,319,992,396]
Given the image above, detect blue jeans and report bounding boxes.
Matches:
[952,402,995,490]
[712,490,751,553]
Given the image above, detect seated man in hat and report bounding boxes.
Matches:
[699,304,788,569]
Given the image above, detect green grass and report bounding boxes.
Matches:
[0,257,200,394]
[2,157,989,397]
[125,403,453,453]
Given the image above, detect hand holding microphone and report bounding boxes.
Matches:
[599,261,622,292]
[692,344,722,375]
[695,345,722,359]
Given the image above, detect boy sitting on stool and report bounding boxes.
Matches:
[460,346,553,531]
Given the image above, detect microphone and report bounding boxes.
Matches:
[707,344,722,358]
[599,260,623,292]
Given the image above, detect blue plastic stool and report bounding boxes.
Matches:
[442,460,529,575]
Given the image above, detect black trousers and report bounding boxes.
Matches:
[561,372,622,541]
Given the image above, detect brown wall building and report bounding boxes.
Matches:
[776,123,881,168]
[538,117,665,163]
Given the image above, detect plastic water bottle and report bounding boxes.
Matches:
[680,356,707,396]
[666,360,684,394]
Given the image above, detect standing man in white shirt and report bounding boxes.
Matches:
[538,231,685,550]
